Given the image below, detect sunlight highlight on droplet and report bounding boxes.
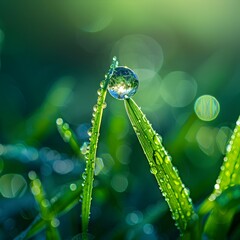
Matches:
[160,71,197,107]
[194,95,220,121]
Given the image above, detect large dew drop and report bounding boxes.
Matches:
[108,66,139,100]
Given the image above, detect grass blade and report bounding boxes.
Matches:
[15,180,82,239]
[204,186,240,239]
[211,115,240,198]
[199,116,240,216]
[81,57,118,238]
[56,117,82,157]
[124,98,197,234]
[28,172,60,240]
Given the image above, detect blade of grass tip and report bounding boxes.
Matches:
[28,171,60,240]
[198,115,240,216]
[203,186,240,239]
[56,118,82,158]
[15,180,83,240]
[81,57,118,238]
[124,98,198,235]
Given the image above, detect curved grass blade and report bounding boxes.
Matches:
[56,117,82,157]
[15,180,82,240]
[211,116,240,197]
[81,57,118,238]
[124,98,197,234]
[204,185,240,239]
[199,116,240,216]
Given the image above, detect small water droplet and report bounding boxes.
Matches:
[150,167,158,175]
[173,180,180,186]
[102,102,107,109]
[97,89,102,96]
[174,212,179,220]
[80,142,90,155]
[100,80,105,88]
[108,66,139,100]
[63,123,69,130]
[93,104,98,112]
[153,134,162,145]
[87,128,93,137]
[153,151,163,165]
[82,172,87,180]
[56,118,63,126]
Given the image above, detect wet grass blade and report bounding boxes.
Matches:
[81,57,118,238]
[28,172,60,240]
[124,98,197,235]
[15,180,82,240]
[203,186,240,239]
[56,117,82,158]
[211,116,240,197]
[198,116,240,216]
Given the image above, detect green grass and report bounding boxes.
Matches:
[9,58,240,239]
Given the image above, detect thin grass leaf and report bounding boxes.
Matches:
[81,57,118,238]
[28,172,60,240]
[211,115,240,197]
[56,117,82,157]
[15,180,82,240]
[124,98,197,234]
[203,185,240,239]
[198,116,240,216]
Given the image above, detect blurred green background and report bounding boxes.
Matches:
[0,1,240,239]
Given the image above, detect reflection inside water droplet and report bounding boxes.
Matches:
[108,66,139,100]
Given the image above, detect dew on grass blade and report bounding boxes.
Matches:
[194,95,220,121]
[108,66,139,100]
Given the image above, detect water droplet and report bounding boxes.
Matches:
[174,212,179,220]
[108,66,139,100]
[70,183,77,191]
[102,102,107,109]
[56,118,63,126]
[97,89,102,96]
[153,133,162,145]
[167,183,171,189]
[87,128,92,137]
[186,211,191,217]
[80,142,90,155]
[100,80,105,88]
[150,167,158,175]
[93,104,98,112]
[153,151,163,165]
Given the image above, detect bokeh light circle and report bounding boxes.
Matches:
[194,95,220,121]
[0,174,27,198]
[160,71,197,107]
[112,34,164,72]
